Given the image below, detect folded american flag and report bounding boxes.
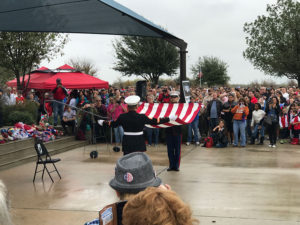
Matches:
[137,103,201,128]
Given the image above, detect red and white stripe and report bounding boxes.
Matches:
[137,103,201,128]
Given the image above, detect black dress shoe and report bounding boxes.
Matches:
[174,168,180,172]
[167,168,173,171]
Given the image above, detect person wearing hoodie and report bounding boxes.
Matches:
[231,98,249,147]
[250,103,266,145]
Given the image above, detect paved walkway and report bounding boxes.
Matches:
[1,143,300,225]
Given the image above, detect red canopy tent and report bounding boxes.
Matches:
[7,64,109,90]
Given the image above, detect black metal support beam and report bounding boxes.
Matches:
[179,47,187,103]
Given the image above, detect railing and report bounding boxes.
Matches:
[44,100,113,144]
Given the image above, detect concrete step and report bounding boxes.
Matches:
[0,136,74,155]
[0,137,87,171]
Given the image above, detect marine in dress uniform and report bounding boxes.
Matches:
[166,91,182,172]
[99,96,174,155]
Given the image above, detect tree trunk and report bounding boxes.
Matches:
[152,76,159,85]
[16,74,21,91]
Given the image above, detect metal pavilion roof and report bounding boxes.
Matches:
[0,0,187,48]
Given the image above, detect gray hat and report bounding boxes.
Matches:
[109,152,161,193]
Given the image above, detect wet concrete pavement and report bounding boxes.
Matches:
[1,143,300,225]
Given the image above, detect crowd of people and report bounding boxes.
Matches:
[1,81,300,148]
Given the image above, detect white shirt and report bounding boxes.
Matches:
[282,92,289,101]
[69,98,77,109]
[251,109,266,127]
[63,110,76,119]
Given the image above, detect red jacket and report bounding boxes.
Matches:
[291,116,300,130]
[52,86,68,100]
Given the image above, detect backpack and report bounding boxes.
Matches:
[203,137,213,148]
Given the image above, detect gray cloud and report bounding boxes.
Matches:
[43,0,290,85]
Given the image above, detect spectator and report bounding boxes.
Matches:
[77,94,89,108]
[222,93,237,145]
[206,92,223,134]
[15,91,25,104]
[52,78,68,126]
[245,95,254,143]
[100,89,108,105]
[122,187,199,225]
[9,87,17,105]
[290,109,300,145]
[249,91,258,104]
[84,152,171,225]
[91,96,108,140]
[231,98,249,147]
[0,180,13,225]
[108,97,126,148]
[265,96,281,147]
[279,106,290,143]
[61,105,76,135]
[211,119,228,148]
[250,103,266,145]
[281,87,289,101]
[158,88,170,103]
[186,96,200,146]
[68,92,77,110]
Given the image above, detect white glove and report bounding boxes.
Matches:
[169,114,177,121]
[98,120,104,126]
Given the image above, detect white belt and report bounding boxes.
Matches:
[124,131,143,136]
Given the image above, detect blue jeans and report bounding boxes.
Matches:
[233,120,246,146]
[53,100,64,125]
[145,127,159,145]
[114,126,124,144]
[187,119,200,142]
[252,124,264,139]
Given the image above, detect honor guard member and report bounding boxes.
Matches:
[99,95,176,155]
[166,91,182,172]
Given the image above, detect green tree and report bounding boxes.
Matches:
[0,32,68,90]
[191,56,230,87]
[113,36,179,85]
[243,0,300,87]
[0,66,13,85]
[68,58,98,76]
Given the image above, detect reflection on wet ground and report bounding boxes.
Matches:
[0,143,300,225]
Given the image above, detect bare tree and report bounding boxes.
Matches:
[68,58,98,76]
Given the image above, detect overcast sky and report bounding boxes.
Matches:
[42,0,289,85]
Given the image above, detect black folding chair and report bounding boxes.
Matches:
[33,139,61,182]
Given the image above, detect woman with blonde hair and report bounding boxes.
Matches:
[122,187,199,225]
[0,180,13,225]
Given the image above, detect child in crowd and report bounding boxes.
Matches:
[250,103,265,145]
[290,109,300,145]
[279,107,290,143]
[212,119,228,148]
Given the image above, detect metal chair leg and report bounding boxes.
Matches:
[33,163,39,182]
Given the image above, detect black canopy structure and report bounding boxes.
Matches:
[0,0,188,100]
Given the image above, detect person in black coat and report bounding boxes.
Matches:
[206,92,223,134]
[265,96,281,147]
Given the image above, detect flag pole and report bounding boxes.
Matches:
[199,66,202,88]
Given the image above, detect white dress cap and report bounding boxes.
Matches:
[125,95,140,105]
[170,91,179,97]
